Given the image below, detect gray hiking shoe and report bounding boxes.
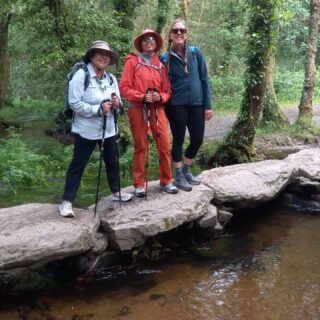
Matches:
[174,174,192,191]
[184,171,201,185]
[161,183,179,194]
[134,187,146,198]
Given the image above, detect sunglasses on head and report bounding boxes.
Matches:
[142,35,156,42]
[171,28,187,34]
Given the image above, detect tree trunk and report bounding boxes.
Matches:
[297,0,320,121]
[113,0,145,56]
[113,0,145,31]
[156,0,170,34]
[0,11,13,109]
[46,0,70,52]
[174,0,190,21]
[209,0,276,166]
[261,55,290,127]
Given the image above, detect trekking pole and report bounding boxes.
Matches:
[94,99,110,217]
[111,93,122,205]
[143,90,151,200]
[152,88,163,184]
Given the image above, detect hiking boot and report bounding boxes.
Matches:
[174,174,192,191]
[134,187,146,198]
[59,201,75,218]
[111,192,133,202]
[184,171,201,185]
[161,183,179,194]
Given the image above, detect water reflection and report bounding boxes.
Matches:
[1,208,320,320]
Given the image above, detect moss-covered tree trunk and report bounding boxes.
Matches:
[261,55,289,127]
[156,0,170,34]
[209,0,276,166]
[0,10,14,109]
[296,0,320,122]
[46,0,70,52]
[113,0,144,54]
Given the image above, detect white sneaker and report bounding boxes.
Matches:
[111,192,133,202]
[59,201,75,218]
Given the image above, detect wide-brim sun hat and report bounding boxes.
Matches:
[134,29,163,53]
[83,40,119,65]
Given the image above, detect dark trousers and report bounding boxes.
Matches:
[166,105,205,162]
[62,133,119,202]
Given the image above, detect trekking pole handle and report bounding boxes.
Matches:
[100,98,112,115]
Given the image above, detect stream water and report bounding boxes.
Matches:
[1,206,319,320]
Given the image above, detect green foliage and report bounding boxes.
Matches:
[0,129,48,193]
[135,239,172,261]
[8,0,130,101]
[187,0,249,75]
[210,74,244,110]
[276,0,310,68]
[275,68,320,103]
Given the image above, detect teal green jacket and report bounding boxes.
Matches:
[161,46,212,109]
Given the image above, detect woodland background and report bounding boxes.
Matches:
[1,0,320,201]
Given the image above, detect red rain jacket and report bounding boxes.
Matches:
[119,53,171,107]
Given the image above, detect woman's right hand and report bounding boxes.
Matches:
[144,92,153,103]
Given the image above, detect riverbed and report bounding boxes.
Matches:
[1,205,319,320]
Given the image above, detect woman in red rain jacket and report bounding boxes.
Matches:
[120,29,178,197]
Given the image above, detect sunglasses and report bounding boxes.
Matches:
[171,28,187,35]
[142,36,156,42]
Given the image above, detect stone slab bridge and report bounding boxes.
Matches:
[1,149,320,274]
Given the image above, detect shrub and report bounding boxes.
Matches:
[0,129,49,193]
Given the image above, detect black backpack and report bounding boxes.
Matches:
[63,62,90,119]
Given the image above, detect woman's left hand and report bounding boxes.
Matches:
[204,109,212,121]
[152,92,162,102]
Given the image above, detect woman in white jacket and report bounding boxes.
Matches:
[59,41,132,218]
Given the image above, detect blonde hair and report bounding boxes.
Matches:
[166,19,189,74]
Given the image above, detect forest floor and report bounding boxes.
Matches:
[204,104,320,158]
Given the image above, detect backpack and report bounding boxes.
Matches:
[63,62,90,119]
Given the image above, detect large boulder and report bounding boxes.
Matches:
[0,203,100,271]
[200,149,320,206]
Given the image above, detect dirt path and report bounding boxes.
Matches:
[204,105,320,139]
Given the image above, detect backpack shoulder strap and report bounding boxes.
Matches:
[83,64,90,91]
[68,62,90,91]
[161,52,169,65]
[134,55,162,75]
[105,71,114,86]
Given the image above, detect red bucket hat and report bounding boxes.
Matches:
[134,29,163,53]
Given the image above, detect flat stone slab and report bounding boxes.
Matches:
[93,181,214,250]
[0,203,99,271]
[200,148,320,205]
